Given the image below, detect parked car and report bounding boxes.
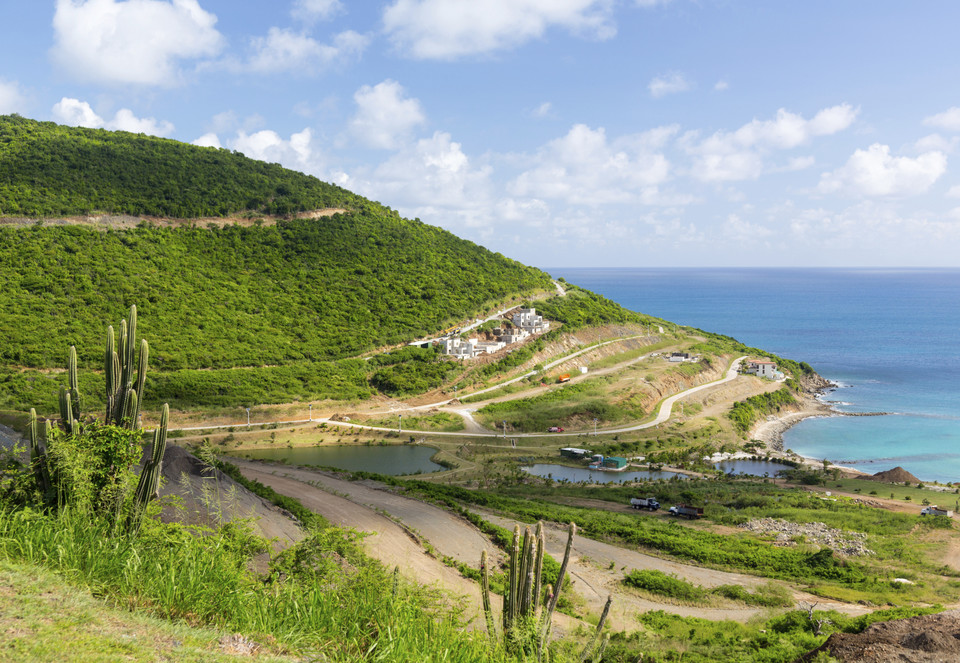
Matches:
[547,426,565,433]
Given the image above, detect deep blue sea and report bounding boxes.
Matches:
[549,268,960,483]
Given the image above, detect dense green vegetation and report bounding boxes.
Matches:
[0,114,361,217]
[0,219,550,371]
[728,385,800,435]
[534,285,662,331]
[0,116,554,413]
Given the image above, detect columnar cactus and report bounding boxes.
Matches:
[104,305,148,429]
[484,520,578,660]
[27,305,169,536]
[128,402,169,532]
[27,408,51,497]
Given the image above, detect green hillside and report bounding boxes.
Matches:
[0,114,357,217]
[0,116,560,412]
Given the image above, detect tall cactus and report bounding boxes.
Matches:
[27,409,51,497]
[128,402,169,533]
[105,305,148,429]
[486,520,580,661]
[537,522,577,661]
[481,549,497,640]
[26,305,169,537]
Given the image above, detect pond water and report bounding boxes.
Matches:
[522,464,687,484]
[231,444,445,475]
[714,460,794,476]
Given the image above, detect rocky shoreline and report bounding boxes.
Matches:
[749,376,892,475]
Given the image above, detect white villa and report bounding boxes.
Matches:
[745,360,779,379]
[512,308,550,333]
[437,307,549,359]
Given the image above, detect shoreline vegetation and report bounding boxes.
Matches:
[751,382,897,479]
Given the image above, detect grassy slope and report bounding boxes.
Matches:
[0,559,297,662]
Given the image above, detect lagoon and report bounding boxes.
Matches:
[522,463,686,484]
[231,444,445,475]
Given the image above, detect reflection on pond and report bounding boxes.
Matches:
[522,464,687,484]
[714,460,793,476]
[231,444,445,476]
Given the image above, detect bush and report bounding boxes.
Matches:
[623,569,705,601]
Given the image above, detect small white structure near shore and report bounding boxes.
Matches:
[745,359,782,379]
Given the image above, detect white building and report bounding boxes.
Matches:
[746,360,778,378]
[512,308,550,333]
[495,327,529,344]
[439,337,478,358]
[474,341,506,354]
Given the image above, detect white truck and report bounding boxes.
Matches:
[920,506,953,517]
[630,497,660,511]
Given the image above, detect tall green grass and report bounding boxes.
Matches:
[0,507,545,661]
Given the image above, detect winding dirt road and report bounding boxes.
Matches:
[230,459,868,630]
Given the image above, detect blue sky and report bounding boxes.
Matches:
[3,1,960,268]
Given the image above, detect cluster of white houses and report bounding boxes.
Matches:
[438,308,550,359]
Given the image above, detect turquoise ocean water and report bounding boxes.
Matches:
[550,268,960,483]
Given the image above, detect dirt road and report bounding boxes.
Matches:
[232,459,869,630]
[229,459,499,567]
[474,509,869,629]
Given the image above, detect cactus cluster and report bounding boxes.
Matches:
[480,521,611,661]
[104,305,149,430]
[27,305,169,533]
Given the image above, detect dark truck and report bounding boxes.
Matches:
[630,497,660,511]
[668,504,704,519]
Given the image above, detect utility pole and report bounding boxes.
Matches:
[308,404,312,421]
[398,414,402,433]
[503,420,507,438]
[246,407,251,426]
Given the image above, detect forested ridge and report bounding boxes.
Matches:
[0,114,357,217]
[0,116,562,411]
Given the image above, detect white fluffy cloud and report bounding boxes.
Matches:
[291,0,343,22]
[51,97,175,136]
[382,0,616,59]
[349,80,425,149]
[924,107,960,132]
[51,0,224,86]
[0,80,27,114]
[229,128,318,173]
[648,72,690,98]
[509,124,674,205]
[246,28,368,73]
[685,104,858,181]
[192,133,222,148]
[818,144,947,197]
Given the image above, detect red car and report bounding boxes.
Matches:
[547,426,565,433]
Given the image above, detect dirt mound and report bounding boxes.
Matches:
[868,466,921,484]
[155,445,304,546]
[797,610,960,662]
